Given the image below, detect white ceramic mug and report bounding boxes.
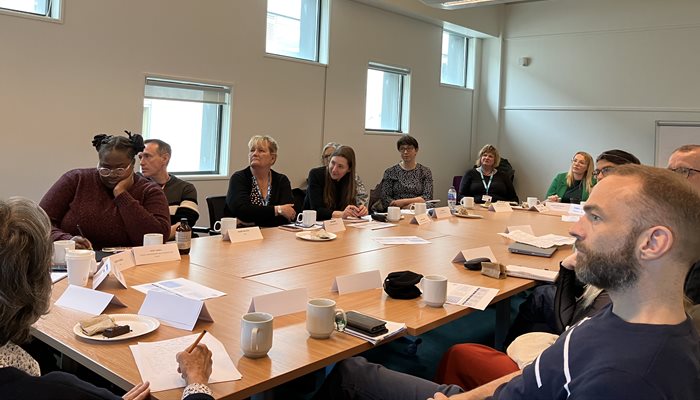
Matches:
[409,203,427,215]
[241,312,273,358]
[53,240,75,265]
[460,197,475,209]
[387,206,401,222]
[65,249,95,286]
[296,210,317,228]
[214,217,237,234]
[306,298,347,339]
[421,274,448,307]
[143,233,163,246]
[527,197,539,208]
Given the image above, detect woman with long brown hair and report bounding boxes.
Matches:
[304,146,368,220]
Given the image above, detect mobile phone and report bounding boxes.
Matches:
[346,311,387,334]
[371,214,387,222]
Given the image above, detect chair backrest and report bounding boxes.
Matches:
[452,175,463,192]
[292,188,306,214]
[369,180,384,212]
[206,195,227,231]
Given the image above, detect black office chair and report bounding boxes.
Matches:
[206,195,227,235]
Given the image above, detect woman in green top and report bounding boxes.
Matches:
[546,151,595,204]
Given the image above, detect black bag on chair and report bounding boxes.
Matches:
[383,271,423,299]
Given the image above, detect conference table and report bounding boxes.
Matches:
[31,207,575,399]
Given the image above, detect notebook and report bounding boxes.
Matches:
[507,242,557,258]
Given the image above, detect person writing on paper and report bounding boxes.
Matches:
[304,145,368,220]
[139,139,200,240]
[39,132,170,250]
[321,142,368,206]
[380,135,434,210]
[545,151,595,204]
[459,144,518,204]
[312,165,700,400]
[224,135,296,227]
[0,197,214,399]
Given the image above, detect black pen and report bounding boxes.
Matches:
[76,224,93,250]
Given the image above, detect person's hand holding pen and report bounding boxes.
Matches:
[71,224,93,250]
[176,331,213,386]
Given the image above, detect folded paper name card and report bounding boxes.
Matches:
[433,206,452,219]
[228,226,264,243]
[248,287,308,317]
[481,262,506,279]
[410,213,432,225]
[323,218,346,233]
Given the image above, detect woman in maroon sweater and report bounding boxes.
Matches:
[40,132,170,250]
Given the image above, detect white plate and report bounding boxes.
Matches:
[73,314,160,341]
[454,213,484,219]
[296,231,337,241]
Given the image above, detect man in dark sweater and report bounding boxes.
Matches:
[139,139,199,239]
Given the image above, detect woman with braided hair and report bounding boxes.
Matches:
[40,131,170,250]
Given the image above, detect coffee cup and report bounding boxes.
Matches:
[143,233,163,246]
[460,197,475,209]
[386,206,401,222]
[241,312,273,358]
[296,210,317,228]
[306,298,347,339]
[65,249,95,286]
[421,274,448,307]
[214,217,237,237]
[527,197,539,208]
[409,203,427,215]
[53,240,76,265]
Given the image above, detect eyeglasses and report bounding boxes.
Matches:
[97,164,132,177]
[669,167,700,178]
[399,146,415,153]
[593,166,614,177]
[571,158,587,166]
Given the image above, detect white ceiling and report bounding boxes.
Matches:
[419,0,542,9]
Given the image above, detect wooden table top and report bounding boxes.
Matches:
[188,222,446,278]
[32,261,374,400]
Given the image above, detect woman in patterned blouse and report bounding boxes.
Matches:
[225,135,297,227]
[380,135,434,210]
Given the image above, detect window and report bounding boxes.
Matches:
[142,77,231,176]
[441,30,468,87]
[0,0,61,21]
[365,63,411,133]
[266,0,329,63]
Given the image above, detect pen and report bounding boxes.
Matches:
[186,330,207,353]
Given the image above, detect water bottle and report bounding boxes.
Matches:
[447,186,457,210]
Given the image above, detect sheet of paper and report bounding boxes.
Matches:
[433,206,452,219]
[132,243,181,265]
[248,287,307,317]
[498,230,575,249]
[445,283,499,310]
[561,215,580,222]
[51,272,67,284]
[323,218,346,233]
[332,270,382,295]
[452,246,497,264]
[349,221,397,230]
[228,226,264,243]
[138,290,212,331]
[153,278,226,301]
[372,236,431,245]
[343,320,406,346]
[130,332,241,392]
[506,265,559,283]
[54,285,124,315]
[507,225,534,235]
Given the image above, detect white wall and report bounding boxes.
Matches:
[499,0,700,199]
[0,0,499,225]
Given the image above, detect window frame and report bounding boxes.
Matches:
[440,30,469,89]
[364,62,412,135]
[141,75,232,179]
[264,0,330,65]
[0,0,63,23]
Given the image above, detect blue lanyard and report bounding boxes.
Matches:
[252,172,272,206]
[478,167,496,195]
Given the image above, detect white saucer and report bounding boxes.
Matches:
[74,314,160,341]
[296,231,337,241]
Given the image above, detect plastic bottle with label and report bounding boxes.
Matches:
[447,186,457,210]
